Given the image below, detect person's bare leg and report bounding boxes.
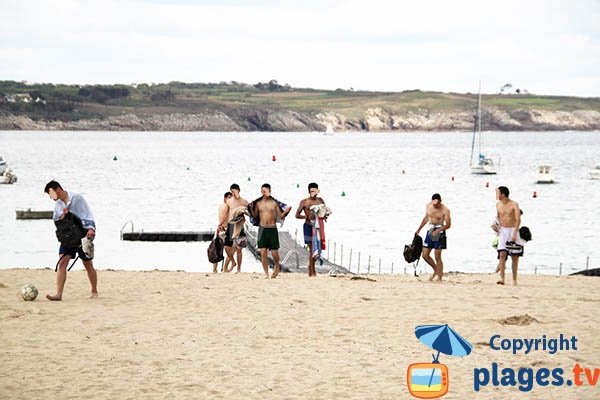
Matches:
[46,255,70,301]
[434,249,444,281]
[511,255,519,285]
[223,246,236,272]
[235,249,243,273]
[212,262,218,273]
[260,248,269,278]
[224,257,235,272]
[421,248,437,280]
[497,252,507,284]
[82,260,98,298]
[271,250,280,279]
[307,243,315,277]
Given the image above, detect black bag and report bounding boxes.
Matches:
[207,235,224,263]
[55,212,85,248]
[506,241,524,256]
[403,234,423,264]
[519,226,532,242]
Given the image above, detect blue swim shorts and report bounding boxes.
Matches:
[423,227,447,250]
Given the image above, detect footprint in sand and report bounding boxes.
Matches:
[497,314,540,326]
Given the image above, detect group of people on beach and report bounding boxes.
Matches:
[42,178,524,301]
[212,182,327,279]
[413,186,524,286]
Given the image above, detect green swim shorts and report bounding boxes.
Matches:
[258,227,280,250]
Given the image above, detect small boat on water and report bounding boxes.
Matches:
[469,83,497,175]
[0,169,17,184]
[536,164,555,184]
[16,209,54,220]
[589,163,600,180]
[0,156,17,184]
[0,156,7,175]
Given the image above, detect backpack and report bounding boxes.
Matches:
[55,212,85,248]
[403,234,423,264]
[207,235,225,263]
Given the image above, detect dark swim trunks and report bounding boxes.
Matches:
[224,223,239,247]
[59,245,92,261]
[303,223,313,245]
[258,226,280,250]
[423,226,447,250]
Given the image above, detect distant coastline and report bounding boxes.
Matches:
[1,80,599,132]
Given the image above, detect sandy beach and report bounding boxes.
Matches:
[1,268,598,399]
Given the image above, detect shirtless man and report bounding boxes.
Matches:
[213,191,232,273]
[224,183,248,273]
[415,193,452,281]
[295,182,325,277]
[255,183,291,278]
[495,186,522,285]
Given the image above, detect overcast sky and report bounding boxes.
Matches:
[1,0,599,96]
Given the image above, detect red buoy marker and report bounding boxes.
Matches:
[533,191,538,198]
[272,155,276,162]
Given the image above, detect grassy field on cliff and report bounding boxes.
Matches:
[1,80,599,122]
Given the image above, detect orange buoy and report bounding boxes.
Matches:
[533,191,538,198]
[272,155,276,162]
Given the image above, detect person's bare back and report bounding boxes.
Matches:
[218,203,228,228]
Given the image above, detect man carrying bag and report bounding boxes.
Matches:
[45,180,98,300]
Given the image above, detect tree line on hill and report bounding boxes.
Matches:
[0,79,293,121]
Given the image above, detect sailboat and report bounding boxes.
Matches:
[589,163,600,180]
[469,84,497,174]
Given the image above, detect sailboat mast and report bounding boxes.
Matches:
[470,112,476,167]
[477,83,482,157]
[469,82,481,167]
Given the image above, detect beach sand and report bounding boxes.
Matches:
[1,268,598,399]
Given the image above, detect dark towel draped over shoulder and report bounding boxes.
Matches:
[247,196,289,226]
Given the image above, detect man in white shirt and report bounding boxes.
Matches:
[44,180,98,300]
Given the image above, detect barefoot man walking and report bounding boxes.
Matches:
[224,183,248,273]
[415,193,452,281]
[253,183,291,278]
[45,180,98,300]
[495,186,523,285]
[295,182,325,277]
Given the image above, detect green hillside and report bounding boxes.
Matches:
[2,80,599,124]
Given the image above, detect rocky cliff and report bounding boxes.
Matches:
[316,108,600,132]
[1,107,599,132]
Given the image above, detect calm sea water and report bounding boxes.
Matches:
[1,130,599,275]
